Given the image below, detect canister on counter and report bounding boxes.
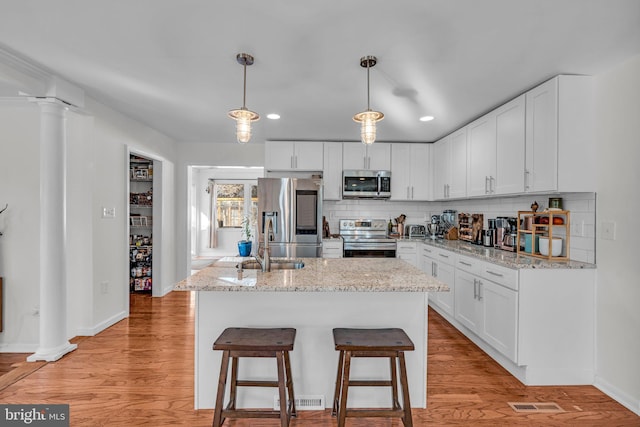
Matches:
[548,197,563,210]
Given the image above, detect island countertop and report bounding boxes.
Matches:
[174,257,449,292]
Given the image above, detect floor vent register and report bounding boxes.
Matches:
[274,395,325,411]
[508,402,565,413]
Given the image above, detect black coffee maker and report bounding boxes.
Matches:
[484,218,497,247]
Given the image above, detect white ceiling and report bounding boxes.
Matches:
[1,0,639,144]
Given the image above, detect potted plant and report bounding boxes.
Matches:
[238,215,253,257]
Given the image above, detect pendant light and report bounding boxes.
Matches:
[353,55,384,145]
[228,53,260,144]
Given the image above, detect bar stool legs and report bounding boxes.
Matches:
[332,328,415,427]
[212,327,296,427]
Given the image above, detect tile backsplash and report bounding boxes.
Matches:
[323,192,596,264]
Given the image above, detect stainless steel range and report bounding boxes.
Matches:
[340,219,397,258]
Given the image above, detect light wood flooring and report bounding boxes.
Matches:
[0,291,638,426]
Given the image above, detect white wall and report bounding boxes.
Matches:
[594,54,640,415]
[86,97,177,327]
[0,101,42,351]
[175,142,265,279]
[193,167,263,258]
[0,92,179,349]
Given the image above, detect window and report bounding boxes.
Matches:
[214,182,257,228]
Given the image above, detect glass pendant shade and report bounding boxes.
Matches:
[354,110,384,145]
[228,108,259,144]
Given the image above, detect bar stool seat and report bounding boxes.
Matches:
[212,327,297,427]
[332,328,415,427]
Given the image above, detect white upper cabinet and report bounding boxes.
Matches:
[391,143,431,201]
[467,112,497,197]
[323,142,343,200]
[433,135,449,200]
[342,143,391,170]
[494,94,526,195]
[525,79,558,192]
[449,128,468,198]
[433,128,467,200]
[525,75,595,193]
[467,94,525,197]
[265,141,324,171]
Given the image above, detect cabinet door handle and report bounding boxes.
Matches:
[486,270,504,278]
[478,280,483,300]
[291,156,294,169]
[447,184,450,198]
[407,186,410,199]
[439,253,449,259]
[473,278,478,299]
[295,155,298,169]
[433,263,437,277]
[490,176,495,193]
[459,261,472,267]
[524,169,531,191]
[485,176,489,194]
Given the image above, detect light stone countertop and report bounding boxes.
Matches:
[418,238,596,270]
[174,257,449,292]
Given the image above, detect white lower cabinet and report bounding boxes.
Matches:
[455,256,518,362]
[427,242,595,385]
[322,239,343,258]
[422,245,455,317]
[396,241,418,267]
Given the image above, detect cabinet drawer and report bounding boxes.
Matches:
[480,262,518,291]
[396,242,417,253]
[323,241,343,250]
[422,245,437,258]
[456,254,482,275]
[421,243,456,265]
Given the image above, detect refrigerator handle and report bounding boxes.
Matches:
[262,211,278,236]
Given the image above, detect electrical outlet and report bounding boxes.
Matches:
[601,221,616,240]
[102,207,116,219]
[571,221,584,237]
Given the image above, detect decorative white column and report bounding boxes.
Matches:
[27,99,77,362]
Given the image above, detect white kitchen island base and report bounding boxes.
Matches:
[194,291,428,410]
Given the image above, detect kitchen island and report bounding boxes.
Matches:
[175,257,448,410]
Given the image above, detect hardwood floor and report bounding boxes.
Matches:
[0,291,638,426]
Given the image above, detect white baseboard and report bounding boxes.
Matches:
[595,375,640,416]
[0,343,38,353]
[75,310,127,336]
[160,284,173,297]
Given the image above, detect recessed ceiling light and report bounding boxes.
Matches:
[267,113,280,120]
[419,115,435,122]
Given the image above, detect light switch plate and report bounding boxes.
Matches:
[102,207,116,219]
[601,221,616,240]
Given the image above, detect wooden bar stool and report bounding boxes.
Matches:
[212,327,297,427]
[332,328,415,427]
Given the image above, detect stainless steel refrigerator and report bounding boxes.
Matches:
[257,177,323,258]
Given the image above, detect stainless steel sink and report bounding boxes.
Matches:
[237,259,305,270]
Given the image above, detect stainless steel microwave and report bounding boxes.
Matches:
[342,170,391,199]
